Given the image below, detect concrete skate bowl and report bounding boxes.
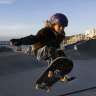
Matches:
[0,52,47,76]
[65,40,84,50]
[75,39,96,59]
[0,47,13,52]
[65,39,96,59]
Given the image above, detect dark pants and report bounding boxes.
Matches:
[36,46,67,76]
[36,46,66,60]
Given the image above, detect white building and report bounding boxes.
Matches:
[85,28,96,38]
[67,34,85,44]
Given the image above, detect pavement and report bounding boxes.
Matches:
[0,39,96,96]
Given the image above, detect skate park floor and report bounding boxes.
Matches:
[0,50,96,96]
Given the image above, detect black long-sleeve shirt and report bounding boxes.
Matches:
[11,27,65,51]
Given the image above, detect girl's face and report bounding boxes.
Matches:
[53,24,65,34]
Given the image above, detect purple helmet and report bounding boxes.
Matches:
[49,13,68,27]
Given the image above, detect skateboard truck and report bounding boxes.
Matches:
[48,69,61,78]
[48,70,68,82]
[35,84,51,92]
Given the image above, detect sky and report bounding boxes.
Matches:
[0,0,96,41]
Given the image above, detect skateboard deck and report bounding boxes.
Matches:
[35,57,73,92]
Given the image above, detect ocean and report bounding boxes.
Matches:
[0,41,32,51]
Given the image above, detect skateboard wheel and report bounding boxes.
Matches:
[48,71,53,78]
[46,88,51,93]
[63,76,68,82]
[60,76,68,82]
[35,84,39,90]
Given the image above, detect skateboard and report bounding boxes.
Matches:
[35,57,73,92]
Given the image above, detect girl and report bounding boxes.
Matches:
[10,13,69,81]
[10,13,68,62]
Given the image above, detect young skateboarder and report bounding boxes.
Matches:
[10,13,69,81]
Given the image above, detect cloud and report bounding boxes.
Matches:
[0,25,35,40]
[0,25,32,31]
[0,0,15,4]
[0,25,36,35]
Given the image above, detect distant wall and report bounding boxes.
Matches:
[0,47,13,52]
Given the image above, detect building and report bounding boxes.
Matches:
[85,28,96,38]
[66,34,85,44]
